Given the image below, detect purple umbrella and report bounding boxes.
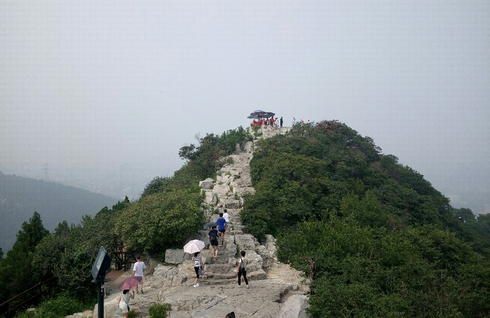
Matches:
[118,276,142,291]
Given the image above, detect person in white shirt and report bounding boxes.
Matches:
[132,256,146,294]
[223,209,231,229]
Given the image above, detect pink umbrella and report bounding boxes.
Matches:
[118,276,142,291]
[183,239,205,254]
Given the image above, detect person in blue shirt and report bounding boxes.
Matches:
[216,212,227,247]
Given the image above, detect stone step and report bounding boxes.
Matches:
[200,269,268,284]
[199,278,236,286]
[203,263,234,273]
[205,257,235,265]
[204,272,237,280]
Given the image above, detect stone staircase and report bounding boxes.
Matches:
[197,139,268,287]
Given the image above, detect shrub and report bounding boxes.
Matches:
[149,303,172,318]
[14,294,86,318]
[37,295,84,316]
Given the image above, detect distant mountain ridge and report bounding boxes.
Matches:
[0,171,118,252]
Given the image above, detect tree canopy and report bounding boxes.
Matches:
[241,121,490,317]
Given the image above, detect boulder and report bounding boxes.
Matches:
[256,245,276,268]
[66,310,92,318]
[224,199,240,209]
[165,249,185,264]
[235,234,258,251]
[92,297,119,318]
[279,294,310,318]
[243,141,254,153]
[199,178,215,189]
[202,190,214,204]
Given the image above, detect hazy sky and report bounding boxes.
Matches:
[1,1,489,209]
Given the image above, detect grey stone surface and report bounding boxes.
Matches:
[165,249,186,264]
[279,294,310,318]
[92,297,119,318]
[199,178,215,189]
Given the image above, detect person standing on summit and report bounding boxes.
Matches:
[216,212,227,247]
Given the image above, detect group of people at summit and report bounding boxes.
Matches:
[251,116,283,128]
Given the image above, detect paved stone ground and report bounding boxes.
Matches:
[69,126,309,318]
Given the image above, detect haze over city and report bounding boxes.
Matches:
[1,1,489,213]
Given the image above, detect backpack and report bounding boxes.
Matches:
[209,231,217,241]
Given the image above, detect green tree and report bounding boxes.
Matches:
[115,189,204,254]
[141,177,170,198]
[0,212,49,301]
[454,207,476,222]
[178,127,253,180]
[32,199,130,297]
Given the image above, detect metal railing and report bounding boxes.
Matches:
[0,277,57,318]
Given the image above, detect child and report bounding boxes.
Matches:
[118,289,135,317]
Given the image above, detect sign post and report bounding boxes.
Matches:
[91,246,111,318]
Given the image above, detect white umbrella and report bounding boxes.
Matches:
[183,239,205,254]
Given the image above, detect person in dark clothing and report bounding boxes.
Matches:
[236,250,249,288]
[208,226,219,260]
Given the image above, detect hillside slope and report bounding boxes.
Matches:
[0,172,118,251]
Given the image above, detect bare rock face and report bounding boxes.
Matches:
[164,249,186,265]
[66,310,92,318]
[279,295,310,318]
[92,297,118,318]
[151,264,188,288]
[235,233,259,251]
[199,178,215,189]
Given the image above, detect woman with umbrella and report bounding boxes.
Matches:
[192,251,203,288]
[117,276,140,316]
[118,289,135,317]
[183,239,205,288]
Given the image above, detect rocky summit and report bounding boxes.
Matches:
[69,126,309,318]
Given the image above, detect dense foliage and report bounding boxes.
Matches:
[242,121,452,239]
[240,121,490,317]
[14,293,88,318]
[116,189,204,254]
